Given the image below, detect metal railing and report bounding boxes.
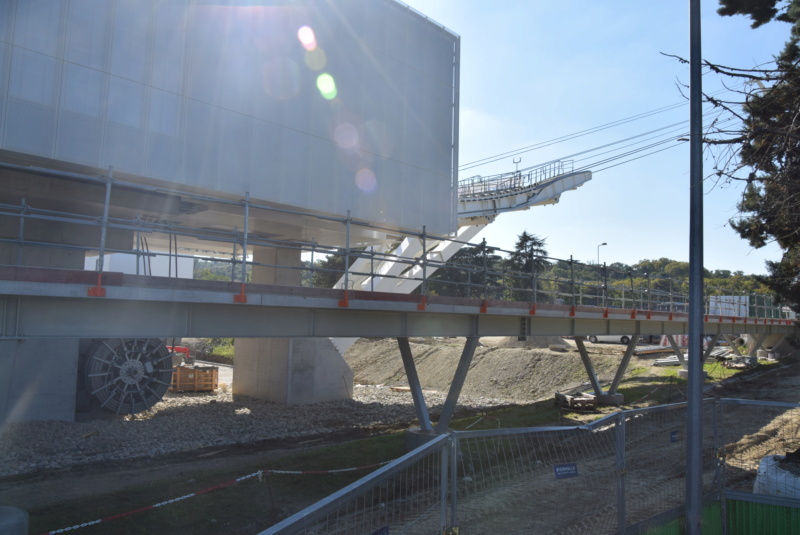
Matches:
[262,399,800,534]
[0,162,791,322]
[264,434,453,535]
[457,159,575,198]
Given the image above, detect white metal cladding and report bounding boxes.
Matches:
[0,0,460,235]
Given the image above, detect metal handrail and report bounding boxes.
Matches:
[457,160,574,198]
[0,166,790,321]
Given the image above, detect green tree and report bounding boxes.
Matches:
[503,232,549,301]
[707,0,800,311]
[426,243,501,297]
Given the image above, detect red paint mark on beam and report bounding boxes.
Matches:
[233,283,247,303]
[88,272,106,297]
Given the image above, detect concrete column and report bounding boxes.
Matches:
[233,246,353,404]
[0,219,87,424]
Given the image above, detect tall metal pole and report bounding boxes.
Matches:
[687,0,704,533]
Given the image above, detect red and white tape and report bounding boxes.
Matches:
[42,461,391,534]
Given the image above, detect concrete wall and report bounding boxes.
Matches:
[0,339,79,423]
[233,245,353,404]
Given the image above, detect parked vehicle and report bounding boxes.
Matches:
[587,334,633,344]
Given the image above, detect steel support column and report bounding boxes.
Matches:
[397,337,433,432]
[724,334,743,356]
[574,336,604,396]
[747,333,769,357]
[703,334,722,361]
[435,336,480,433]
[665,334,688,368]
[608,336,638,395]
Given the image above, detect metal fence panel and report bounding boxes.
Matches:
[622,402,719,529]
[453,425,619,534]
[262,399,800,534]
[260,435,450,535]
[720,399,800,496]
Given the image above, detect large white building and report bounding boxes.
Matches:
[0,0,460,422]
[0,0,459,235]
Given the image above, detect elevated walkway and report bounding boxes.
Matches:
[341,161,591,292]
[332,162,591,354]
[0,266,791,340]
[0,266,792,429]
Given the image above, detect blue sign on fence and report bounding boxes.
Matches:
[370,527,389,535]
[670,430,683,443]
[554,463,579,479]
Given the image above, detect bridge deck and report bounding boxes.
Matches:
[0,266,791,340]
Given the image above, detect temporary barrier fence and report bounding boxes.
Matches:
[260,398,800,535]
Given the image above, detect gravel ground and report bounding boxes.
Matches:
[0,337,613,479]
[0,382,514,478]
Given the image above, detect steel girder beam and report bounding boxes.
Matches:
[0,279,794,340]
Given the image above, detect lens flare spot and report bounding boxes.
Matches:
[297,25,317,51]
[355,168,377,193]
[316,73,337,100]
[334,122,359,149]
[305,48,327,71]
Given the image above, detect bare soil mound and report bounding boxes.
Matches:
[344,336,626,403]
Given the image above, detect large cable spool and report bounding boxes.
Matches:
[84,338,173,415]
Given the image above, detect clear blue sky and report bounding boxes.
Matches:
[403,0,788,275]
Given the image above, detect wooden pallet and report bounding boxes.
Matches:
[555,391,597,410]
[170,365,218,392]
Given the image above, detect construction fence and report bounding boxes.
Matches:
[261,398,800,535]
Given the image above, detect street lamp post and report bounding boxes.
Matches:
[597,242,607,265]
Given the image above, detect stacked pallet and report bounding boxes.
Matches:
[170,365,219,392]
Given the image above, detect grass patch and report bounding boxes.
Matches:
[450,399,563,431]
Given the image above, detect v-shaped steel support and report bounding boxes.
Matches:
[397,337,433,432]
[608,336,639,395]
[435,336,480,434]
[397,335,481,435]
[747,333,769,357]
[665,334,688,368]
[574,337,604,395]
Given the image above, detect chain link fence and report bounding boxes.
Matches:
[262,399,800,535]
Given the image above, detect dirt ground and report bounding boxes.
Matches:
[3,336,799,526]
[344,336,629,402]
